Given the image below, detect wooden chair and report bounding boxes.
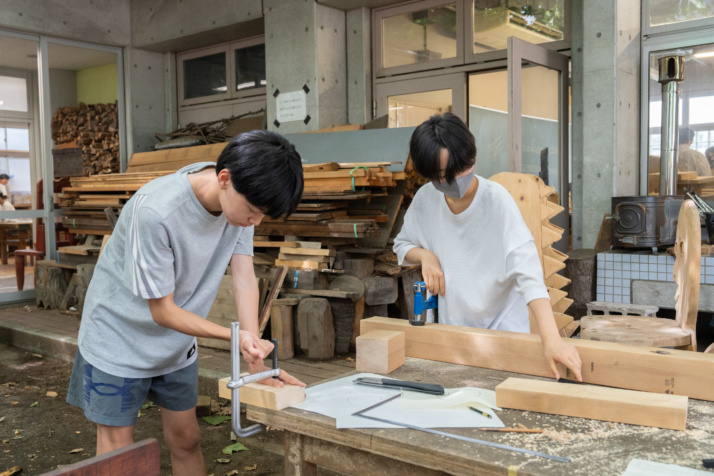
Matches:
[581,200,700,350]
[40,438,160,476]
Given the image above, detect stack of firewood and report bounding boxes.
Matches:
[51,102,119,176]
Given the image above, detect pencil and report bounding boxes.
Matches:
[468,406,493,419]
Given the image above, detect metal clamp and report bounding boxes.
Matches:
[227,321,280,437]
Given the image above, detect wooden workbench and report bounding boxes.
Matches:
[247,357,714,475]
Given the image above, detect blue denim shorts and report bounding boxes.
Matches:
[66,349,198,427]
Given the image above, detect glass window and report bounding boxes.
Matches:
[0,75,28,112]
[234,44,266,92]
[183,52,227,100]
[647,44,714,194]
[473,0,565,54]
[5,127,29,151]
[382,3,458,69]
[388,89,452,128]
[469,70,509,178]
[649,0,714,27]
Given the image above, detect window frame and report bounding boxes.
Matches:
[177,35,266,108]
[643,0,714,37]
[373,0,465,78]
[639,29,714,194]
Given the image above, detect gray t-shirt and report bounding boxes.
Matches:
[78,162,253,378]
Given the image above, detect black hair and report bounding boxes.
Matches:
[0,174,8,180]
[679,127,696,144]
[706,147,714,158]
[409,113,476,183]
[216,130,304,219]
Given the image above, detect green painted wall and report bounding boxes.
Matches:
[76,63,118,105]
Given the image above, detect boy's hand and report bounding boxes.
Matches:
[542,338,583,382]
[247,361,306,388]
[420,249,445,296]
[239,331,274,363]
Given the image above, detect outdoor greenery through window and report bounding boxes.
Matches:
[649,0,714,27]
[473,0,564,53]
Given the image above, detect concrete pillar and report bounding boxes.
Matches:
[571,0,641,249]
[264,0,347,133]
[346,8,372,125]
[123,48,175,159]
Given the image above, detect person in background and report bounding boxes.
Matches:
[705,146,714,170]
[0,174,9,197]
[677,128,711,177]
[0,193,14,211]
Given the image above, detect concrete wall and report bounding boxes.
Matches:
[0,0,130,46]
[346,8,372,125]
[571,0,641,249]
[124,48,174,157]
[130,0,263,52]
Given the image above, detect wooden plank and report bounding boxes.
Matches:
[360,317,714,401]
[495,377,688,431]
[284,288,361,300]
[258,266,288,335]
[279,247,335,257]
[217,378,305,410]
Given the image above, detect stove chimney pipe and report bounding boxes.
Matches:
[658,55,684,196]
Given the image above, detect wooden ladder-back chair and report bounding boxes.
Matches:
[581,200,700,350]
[489,172,577,336]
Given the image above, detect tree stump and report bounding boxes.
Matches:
[296,298,335,359]
[36,263,70,309]
[75,264,96,316]
[362,277,398,306]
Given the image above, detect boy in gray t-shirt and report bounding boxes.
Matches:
[67,130,305,473]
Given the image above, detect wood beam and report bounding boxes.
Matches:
[495,377,687,431]
[360,317,714,401]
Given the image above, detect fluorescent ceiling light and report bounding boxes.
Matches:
[0,101,3,106]
[236,81,256,90]
[694,51,714,58]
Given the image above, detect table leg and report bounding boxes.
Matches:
[284,432,317,476]
[15,254,25,291]
[0,230,7,265]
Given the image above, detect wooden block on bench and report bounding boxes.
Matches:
[218,377,305,410]
[356,329,405,374]
[495,377,688,431]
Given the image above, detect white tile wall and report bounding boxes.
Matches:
[596,252,714,303]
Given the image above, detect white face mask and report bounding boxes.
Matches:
[432,172,475,199]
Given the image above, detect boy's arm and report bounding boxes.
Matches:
[529,298,583,381]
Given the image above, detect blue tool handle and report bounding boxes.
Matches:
[414,281,438,315]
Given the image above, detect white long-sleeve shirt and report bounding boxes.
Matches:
[393,175,549,333]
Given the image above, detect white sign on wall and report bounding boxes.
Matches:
[276,90,307,123]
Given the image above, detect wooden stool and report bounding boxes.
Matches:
[13,249,45,291]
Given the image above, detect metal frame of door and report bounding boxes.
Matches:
[507,36,570,208]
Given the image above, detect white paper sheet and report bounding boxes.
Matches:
[292,373,505,429]
[622,459,712,476]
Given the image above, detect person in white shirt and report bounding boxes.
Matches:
[393,113,582,381]
[0,193,14,211]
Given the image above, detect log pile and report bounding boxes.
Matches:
[51,102,120,176]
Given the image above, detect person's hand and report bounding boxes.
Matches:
[420,249,445,296]
[542,338,583,382]
[238,331,274,363]
[247,360,306,388]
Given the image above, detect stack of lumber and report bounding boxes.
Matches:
[252,239,335,269]
[57,172,163,234]
[490,173,576,337]
[51,102,120,175]
[255,161,404,240]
